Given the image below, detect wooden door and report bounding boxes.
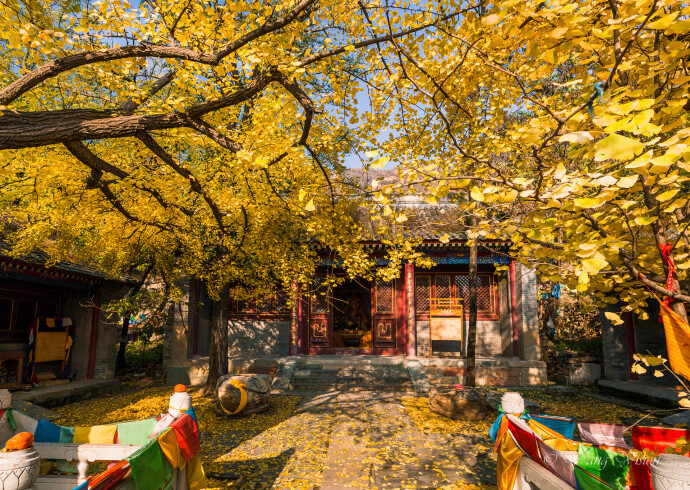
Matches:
[372,279,396,348]
[309,276,332,347]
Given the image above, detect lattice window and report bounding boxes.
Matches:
[232,289,289,314]
[275,291,289,312]
[435,275,451,299]
[455,274,493,312]
[415,276,431,313]
[311,276,329,314]
[375,279,394,313]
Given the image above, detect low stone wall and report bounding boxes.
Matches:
[166,356,548,388]
[422,358,547,387]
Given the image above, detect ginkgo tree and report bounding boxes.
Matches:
[0,0,458,392]
[358,0,690,335]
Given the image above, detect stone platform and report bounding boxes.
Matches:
[15,379,120,408]
[597,379,685,409]
[166,355,547,394]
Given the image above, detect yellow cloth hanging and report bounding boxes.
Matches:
[158,428,183,469]
[185,453,209,490]
[659,300,690,382]
[493,416,510,453]
[496,429,524,490]
[73,424,117,444]
[527,419,579,451]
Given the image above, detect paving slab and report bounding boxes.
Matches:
[205,390,497,488]
[11,398,62,422]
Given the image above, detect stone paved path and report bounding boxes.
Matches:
[210,391,496,488]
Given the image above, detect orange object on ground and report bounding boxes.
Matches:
[4,432,33,451]
[658,300,690,382]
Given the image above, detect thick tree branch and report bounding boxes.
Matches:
[0,69,277,149]
[0,0,318,106]
[136,131,228,233]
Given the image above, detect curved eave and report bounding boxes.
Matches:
[0,256,135,287]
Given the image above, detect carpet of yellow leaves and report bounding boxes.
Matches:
[54,382,301,489]
[402,397,494,436]
[52,384,652,489]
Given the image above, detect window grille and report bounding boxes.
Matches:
[415,273,495,315]
[375,279,394,313]
[414,276,430,313]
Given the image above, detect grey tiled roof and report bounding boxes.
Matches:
[0,240,135,284]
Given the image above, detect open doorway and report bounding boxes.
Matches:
[331,279,372,348]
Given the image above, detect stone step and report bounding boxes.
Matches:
[289,382,414,392]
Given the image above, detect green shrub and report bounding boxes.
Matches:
[124,338,163,372]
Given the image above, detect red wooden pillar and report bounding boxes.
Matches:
[405,261,416,356]
[86,288,101,380]
[297,294,308,354]
[509,259,519,357]
[289,282,299,356]
[397,272,407,354]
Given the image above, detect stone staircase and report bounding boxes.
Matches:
[287,359,416,392]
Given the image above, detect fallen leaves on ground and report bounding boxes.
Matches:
[402,396,493,435]
[54,383,301,489]
[526,389,650,425]
[52,385,654,489]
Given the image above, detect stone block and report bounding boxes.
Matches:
[522,366,548,386]
[429,389,487,421]
[661,411,690,427]
[568,363,601,386]
[442,367,463,376]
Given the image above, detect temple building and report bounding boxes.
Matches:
[167,234,547,387]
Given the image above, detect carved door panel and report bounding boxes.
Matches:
[309,276,332,347]
[372,278,396,348]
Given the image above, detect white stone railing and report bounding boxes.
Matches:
[5,410,189,489]
[513,456,576,490]
[34,442,141,483]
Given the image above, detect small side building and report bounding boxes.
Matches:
[0,241,133,388]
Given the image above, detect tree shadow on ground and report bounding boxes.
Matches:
[207,447,296,489]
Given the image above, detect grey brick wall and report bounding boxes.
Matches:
[600,304,630,381]
[62,296,95,380]
[228,319,290,357]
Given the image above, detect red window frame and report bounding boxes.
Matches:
[414,273,498,320]
[229,289,290,318]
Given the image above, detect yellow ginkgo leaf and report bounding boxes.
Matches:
[604,311,624,325]
[470,186,484,202]
[304,199,315,212]
[594,134,645,162]
[617,175,639,188]
[574,197,604,209]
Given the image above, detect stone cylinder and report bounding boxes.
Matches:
[0,447,40,490]
[651,454,690,489]
[501,392,525,414]
[216,374,271,416]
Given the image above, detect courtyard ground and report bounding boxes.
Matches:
[53,383,658,489]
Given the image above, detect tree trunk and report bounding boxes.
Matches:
[466,215,478,387]
[205,282,231,396]
[116,315,131,373]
